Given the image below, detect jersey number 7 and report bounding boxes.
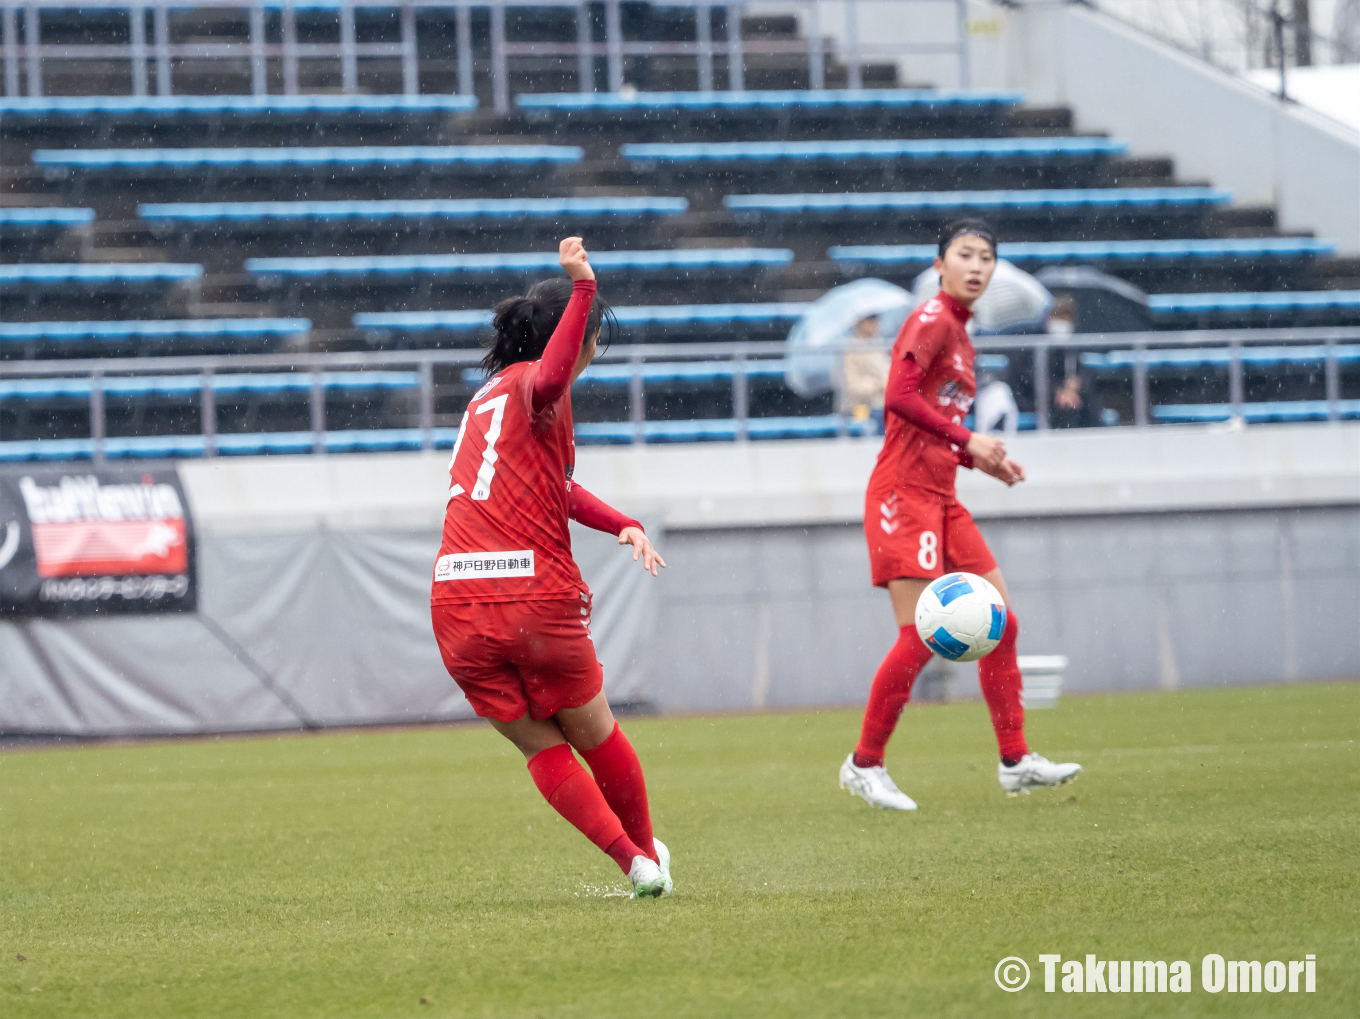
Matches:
[447,394,508,502]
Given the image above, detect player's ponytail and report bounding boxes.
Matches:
[482,277,614,377]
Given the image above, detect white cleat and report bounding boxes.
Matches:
[998,752,1082,795]
[838,753,918,811]
[653,838,673,896]
[628,855,666,899]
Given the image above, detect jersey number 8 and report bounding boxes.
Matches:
[917,530,939,571]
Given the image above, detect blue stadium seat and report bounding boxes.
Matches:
[463,360,790,386]
[1081,345,1360,371]
[830,237,1336,265]
[621,137,1127,162]
[0,413,883,460]
[140,197,687,223]
[32,145,582,169]
[354,302,810,333]
[516,89,1024,112]
[0,428,463,462]
[1148,291,1360,314]
[1151,400,1360,424]
[0,207,96,226]
[726,187,1231,214]
[0,263,202,284]
[582,360,787,384]
[0,318,310,349]
[0,371,418,400]
[575,415,878,444]
[248,249,794,278]
[0,94,478,118]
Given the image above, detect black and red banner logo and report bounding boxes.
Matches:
[0,466,196,615]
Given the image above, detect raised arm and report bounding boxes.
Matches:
[532,279,597,412]
[531,237,597,413]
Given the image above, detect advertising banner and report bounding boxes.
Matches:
[0,466,196,615]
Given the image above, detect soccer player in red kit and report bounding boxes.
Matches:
[839,219,1082,810]
[431,237,672,897]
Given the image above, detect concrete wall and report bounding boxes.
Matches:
[179,422,1360,714]
[968,1,1360,253]
[650,504,1360,712]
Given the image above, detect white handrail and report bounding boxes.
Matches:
[0,0,972,112]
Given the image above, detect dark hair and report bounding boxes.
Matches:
[481,277,615,377]
[938,218,998,258]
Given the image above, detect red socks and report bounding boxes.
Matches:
[526,743,644,873]
[854,625,934,768]
[855,613,1030,767]
[978,610,1028,762]
[580,722,657,863]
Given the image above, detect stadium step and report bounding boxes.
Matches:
[187,301,280,320]
[83,246,171,263]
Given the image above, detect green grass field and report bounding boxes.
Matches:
[2,683,1357,1018]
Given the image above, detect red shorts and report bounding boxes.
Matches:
[865,486,996,587]
[430,595,602,723]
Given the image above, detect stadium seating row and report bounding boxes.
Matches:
[354,303,811,334]
[515,89,1024,112]
[241,240,1331,279]
[0,89,1022,119]
[1147,291,1360,313]
[0,207,96,225]
[0,416,881,462]
[830,238,1335,265]
[139,197,689,223]
[1153,400,1360,423]
[623,138,1127,162]
[126,188,1227,225]
[34,145,584,168]
[724,187,1230,213]
[1081,344,1360,370]
[5,397,1356,464]
[3,297,1356,357]
[0,318,310,343]
[0,95,479,117]
[22,340,1353,411]
[0,371,419,399]
[244,249,795,277]
[0,263,202,283]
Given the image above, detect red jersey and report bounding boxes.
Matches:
[869,290,976,498]
[431,359,586,605]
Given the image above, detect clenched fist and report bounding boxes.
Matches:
[559,236,595,282]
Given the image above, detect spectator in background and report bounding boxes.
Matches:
[837,314,891,432]
[1045,295,1103,428]
[1046,294,1077,337]
[1051,372,1101,428]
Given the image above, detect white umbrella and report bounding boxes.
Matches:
[785,278,912,398]
[912,259,1053,335]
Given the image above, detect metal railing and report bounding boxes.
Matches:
[0,326,1356,461]
[0,0,972,113]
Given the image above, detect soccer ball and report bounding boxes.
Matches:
[914,572,1008,662]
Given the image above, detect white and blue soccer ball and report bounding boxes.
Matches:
[914,572,1008,662]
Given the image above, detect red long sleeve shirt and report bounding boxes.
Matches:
[531,278,596,413]
[869,291,979,498]
[884,356,975,470]
[568,483,642,536]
